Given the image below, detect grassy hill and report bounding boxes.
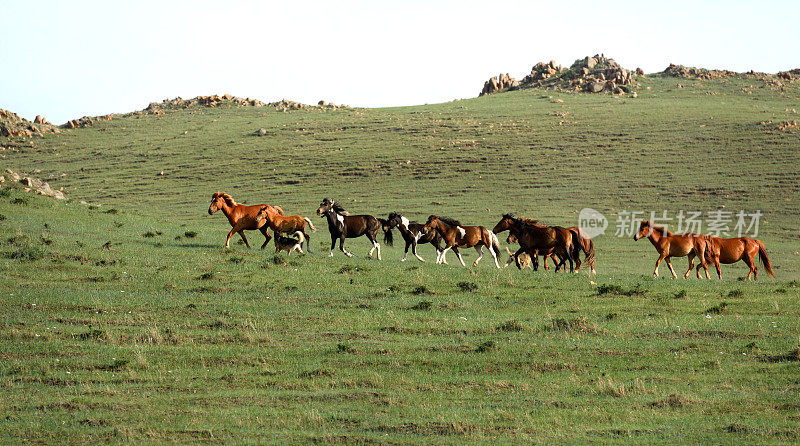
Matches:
[1,73,799,443]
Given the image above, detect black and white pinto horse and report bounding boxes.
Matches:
[316,198,382,259]
[381,212,444,262]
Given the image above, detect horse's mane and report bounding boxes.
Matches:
[437,216,462,227]
[332,202,350,216]
[503,213,540,226]
[212,192,236,207]
[642,220,672,237]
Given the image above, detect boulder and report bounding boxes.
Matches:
[255,128,267,136]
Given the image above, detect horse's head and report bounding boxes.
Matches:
[208,192,224,215]
[633,220,651,241]
[317,198,334,216]
[506,233,518,244]
[255,205,270,224]
[423,215,440,234]
[493,214,515,234]
[386,212,403,229]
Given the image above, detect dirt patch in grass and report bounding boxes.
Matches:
[497,320,523,332]
[410,285,433,295]
[705,301,728,314]
[456,281,478,292]
[409,300,432,311]
[596,283,646,297]
[649,393,694,408]
[546,316,601,334]
[759,348,800,363]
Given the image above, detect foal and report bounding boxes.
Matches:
[208,192,283,248]
[423,215,501,268]
[256,205,316,253]
[382,212,443,262]
[316,198,382,259]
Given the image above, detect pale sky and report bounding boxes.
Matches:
[2,0,798,124]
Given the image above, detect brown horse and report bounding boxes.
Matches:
[493,215,577,272]
[423,215,501,268]
[697,235,775,280]
[504,223,596,274]
[633,220,709,279]
[208,192,284,248]
[256,205,316,253]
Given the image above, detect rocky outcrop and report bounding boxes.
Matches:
[660,63,742,79]
[480,73,520,96]
[0,109,61,137]
[480,54,641,96]
[777,69,800,81]
[3,168,66,200]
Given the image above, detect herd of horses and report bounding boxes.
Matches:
[208,192,775,280]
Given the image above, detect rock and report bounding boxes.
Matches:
[585,57,597,69]
[587,82,604,93]
[631,92,638,98]
[636,67,645,76]
[255,128,267,136]
[5,169,21,182]
[552,98,564,103]
[318,100,327,106]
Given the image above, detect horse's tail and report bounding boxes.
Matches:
[580,234,596,273]
[488,228,501,256]
[274,205,285,216]
[756,239,775,278]
[378,218,394,246]
[304,217,316,232]
[294,230,305,245]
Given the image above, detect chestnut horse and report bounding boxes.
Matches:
[633,220,709,279]
[492,215,577,272]
[208,192,283,248]
[423,215,501,268]
[697,235,775,280]
[316,198,382,259]
[256,205,316,253]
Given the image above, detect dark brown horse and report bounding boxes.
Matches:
[698,235,775,280]
[502,221,596,274]
[633,220,708,279]
[208,192,283,248]
[316,198,382,259]
[423,215,501,268]
[382,212,443,262]
[492,214,578,272]
[256,205,316,253]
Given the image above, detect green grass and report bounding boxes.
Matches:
[1,75,799,443]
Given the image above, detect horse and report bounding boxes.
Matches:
[381,212,444,262]
[505,232,556,269]
[492,214,577,272]
[423,215,501,268]
[208,192,284,248]
[633,220,709,279]
[697,235,775,280]
[256,205,316,253]
[316,198,382,259]
[503,221,596,274]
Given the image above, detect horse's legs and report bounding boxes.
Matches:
[238,230,251,249]
[329,235,337,257]
[225,227,238,248]
[259,226,272,249]
[714,258,722,279]
[411,241,425,262]
[653,252,668,277]
[543,254,551,270]
[366,233,380,260]
[453,246,466,267]
[439,245,452,264]
[685,252,696,279]
[402,241,410,261]
[339,236,352,257]
[665,257,678,279]
[303,231,312,253]
[488,243,500,269]
[473,246,484,266]
[743,254,756,280]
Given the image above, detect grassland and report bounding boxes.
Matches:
[1,74,799,443]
